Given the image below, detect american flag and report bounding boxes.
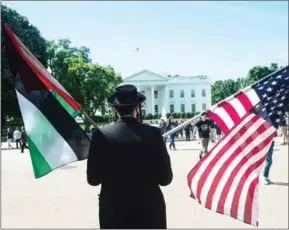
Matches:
[187,66,289,226]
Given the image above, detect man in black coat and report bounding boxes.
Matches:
[87,84,173,229]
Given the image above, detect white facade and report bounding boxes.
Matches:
[123,70,212,115]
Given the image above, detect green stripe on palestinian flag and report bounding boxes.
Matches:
[3,24,91,178]
[50,89,82,118]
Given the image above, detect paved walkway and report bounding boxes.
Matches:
[1,137,288,228]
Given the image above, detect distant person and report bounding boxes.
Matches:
[87,84,173,228]
[166,118,178,150]
[280,117,288,145]
[6,128,14,149]
[20,126,29,153]
[195,113,211,159]
[263,141,275,185]
[184,123,193,142]
[13,127,21,149]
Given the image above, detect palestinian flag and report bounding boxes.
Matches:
[3,24,91,178]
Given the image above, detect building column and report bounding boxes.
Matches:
[164,85,168,112]
[151,86,155,115]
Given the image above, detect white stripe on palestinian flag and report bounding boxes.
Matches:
[16,90,78,177]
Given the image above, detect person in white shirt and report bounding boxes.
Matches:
[13,128,21,149]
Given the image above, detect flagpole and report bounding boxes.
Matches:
[162,65,288,138]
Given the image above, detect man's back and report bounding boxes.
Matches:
[87,116,173,228]
[87,117,172,198]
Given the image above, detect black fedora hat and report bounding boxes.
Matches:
[107,84,146,107]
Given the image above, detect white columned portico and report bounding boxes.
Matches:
[151,86,155,115]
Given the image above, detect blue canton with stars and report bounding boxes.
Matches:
[251,66,289,129]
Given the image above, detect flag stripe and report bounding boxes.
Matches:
[15,74,89,161]
[230,157,265,219]
[198,117,272,206]
[206,110,230,134]
[189,113,256,196]
[230,97,247,118]
[26,135,52,178]
[249,181,259,226]
[203,118,269,209]
[221,128,274,216]
[241,177,259,225]
[50,89,82,118]
[16,90,78,171]
[4,24,81,111]
[218,101,241,124]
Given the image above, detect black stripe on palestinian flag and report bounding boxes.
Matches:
[3,25,91,178]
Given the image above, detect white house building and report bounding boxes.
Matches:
[123,70,212,115]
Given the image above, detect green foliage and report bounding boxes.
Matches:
[246,63,280,85]
[1,5,48,124]
[211,63,281,105]
[47,39,123,130]
[145,113,153,120]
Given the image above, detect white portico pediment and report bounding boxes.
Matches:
[124,70,168,83]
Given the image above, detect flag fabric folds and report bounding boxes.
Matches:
[3,24,91,178]
[187,66,289,226]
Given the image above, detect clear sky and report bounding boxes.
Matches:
[3,1,288,80]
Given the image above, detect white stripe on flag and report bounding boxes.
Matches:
[200,117,267,206]
[16,90,78,169]
[223,126,275,216]
[211,106,235,130]
[229,97,247,118]
[251,184,259,226]
[244,88,260,106]
[190,113,255,197]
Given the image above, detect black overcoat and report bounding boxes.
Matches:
[87,116,173,229]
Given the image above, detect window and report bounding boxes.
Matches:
[202,89,206,97]
[191,89,195,97]
[181,104,185,113]
[169,90,174,98]
[154,90,158,99]
[202,103,207,110]
[170,104,174,113]
[191,104,196,112]
[155,105,159,114]
[142,109,146,116]
[180,89,184,98]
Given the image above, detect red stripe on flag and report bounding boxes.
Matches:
[243,177,259,225]
[230,156,265,219]
[206,110,230,134]
[235,91,253,112]
[218,101,241,124]
[187,114,258,192]
[216,132,274,215]
[4,25,81,111]
[204,118,267,210]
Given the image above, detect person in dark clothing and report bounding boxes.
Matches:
[195,113,211,159]
[184,123,193,142]
[166,118,177,150]
[87,84,173,229]
[20,126,29,153]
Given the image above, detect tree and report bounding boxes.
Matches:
[47,39,122,130]
[246,63,280,85]
[1,5,48,124]
[211,79,239,104]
